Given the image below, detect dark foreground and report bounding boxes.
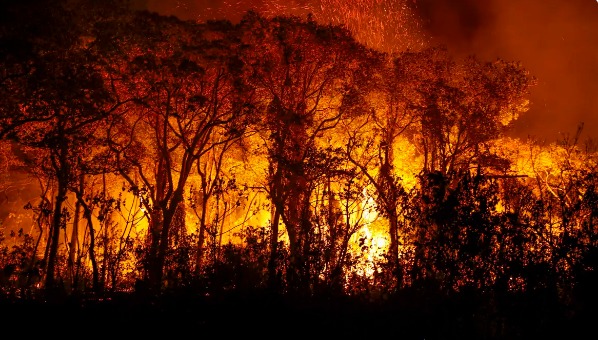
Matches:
[1,289,594,339]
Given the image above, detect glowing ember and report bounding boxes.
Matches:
[156,0,429,52]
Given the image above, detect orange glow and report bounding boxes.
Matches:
[3,2,597,303]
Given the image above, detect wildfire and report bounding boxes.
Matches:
[4,0,594,301]
[351,225,389,277]
[183,0,428,52]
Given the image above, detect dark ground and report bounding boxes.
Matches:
[1,289,593,339]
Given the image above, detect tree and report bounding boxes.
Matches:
[342,49,417,289]
[104,13,255,292]
[0,0,128,295]
[396,47,534,178]
[240,12,377,294]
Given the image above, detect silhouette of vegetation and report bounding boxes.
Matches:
[0,0,596,338]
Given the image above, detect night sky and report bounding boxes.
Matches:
[142,0,598,143]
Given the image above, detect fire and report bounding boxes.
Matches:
[6,1,595,301]
[360,187,378,223]
[351,225,389,277]
[393,136,421,190]
[176,0,428,52]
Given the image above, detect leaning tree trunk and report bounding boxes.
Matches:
[74,193,101,294]
[195,177,210,276]
[67,175,83,293]
[267,163,283,291]
[45,178,67,295]
[45,142,70,296]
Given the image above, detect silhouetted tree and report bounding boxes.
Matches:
[0,0,128,296]
[396,47,534,179]
[240,12,376,294]
[103,13,255,292]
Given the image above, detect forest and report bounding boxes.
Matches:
[1,0,597,338]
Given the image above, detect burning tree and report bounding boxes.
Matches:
[100,12,256,292]
[4,6,598,328]
[239,12,379,294]
[0,0,130,295]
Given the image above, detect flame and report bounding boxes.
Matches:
[5,1,591,295]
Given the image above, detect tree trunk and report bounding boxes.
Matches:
[195,183,210,276]
[45,175,68,296]
[388,209,401,286]
[77,197,100,293]
[150,189,184,292]
[267,207,281,290]
[68,175,83,292]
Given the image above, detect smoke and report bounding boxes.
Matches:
[144,0,598,143]
[414,0,598,142]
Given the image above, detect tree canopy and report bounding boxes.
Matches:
[0,2,596,338]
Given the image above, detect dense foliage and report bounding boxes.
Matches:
[1,0,596,337]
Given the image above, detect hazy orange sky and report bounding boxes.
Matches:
[142,0,598,143]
